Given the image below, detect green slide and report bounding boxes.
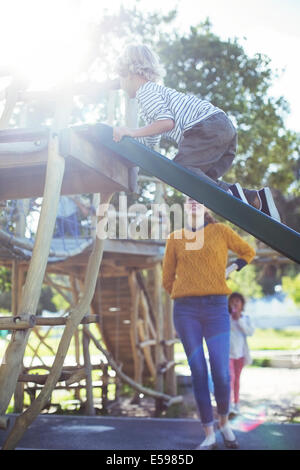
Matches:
[61,123,300,265]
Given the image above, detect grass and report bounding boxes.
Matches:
[1,326,299,414]
[174,328,300,356]
[247,328,300,351]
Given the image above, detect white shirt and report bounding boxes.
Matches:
[230,315,255,364]
[135,81,223,151]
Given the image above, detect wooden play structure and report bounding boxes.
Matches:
[0,81,180,449]
[0,73,299,451]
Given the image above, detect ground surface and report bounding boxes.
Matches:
[1,414,299,450]
[0,366,299,450]
[109,366,300,425]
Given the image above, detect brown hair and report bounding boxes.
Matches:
[204,208,218,225]
[228,292,246,314]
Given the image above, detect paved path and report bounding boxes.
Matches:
[0,414,299,450]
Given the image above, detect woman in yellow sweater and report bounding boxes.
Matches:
[162,197,255,450]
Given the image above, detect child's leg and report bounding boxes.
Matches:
[229,359,236,403]
[233,357,244,404]
[174,114,280,220]
[174,112,237,192]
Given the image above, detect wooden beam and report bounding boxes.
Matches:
[164,294,177,396]
[82,325,95,416]
[0,79,19,130]
[137,320,156,379]
[0,314,100,329]
[0,315,36,330]
[153,263,165,396]
[0,415,10,430]
[18,371,72,385]
[139,339,156,348]
[83,327,182,406]
[65,369,86,386]
[128,271,144,387]
[2,191,114,450]
[11,260,19,318]
[69,275,82,400]
[0,87,73,443]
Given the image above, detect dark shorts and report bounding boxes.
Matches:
[174,112,237,181]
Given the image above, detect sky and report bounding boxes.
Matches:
[137,0,300,133]
[0,0,299,132]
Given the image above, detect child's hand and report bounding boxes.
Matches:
[113,126,133,142]
[231,309,242,321]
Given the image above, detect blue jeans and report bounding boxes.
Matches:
[174,295,230,425]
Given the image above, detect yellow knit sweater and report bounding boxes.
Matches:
[162,223,255,298]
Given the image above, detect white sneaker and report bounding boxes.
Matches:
[258,187,281,222]
[228,183,249,204]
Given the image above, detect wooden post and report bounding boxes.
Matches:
[2,191,114,450]
[11,260,19,318]
[164,294,177,396]
[82,325,95,415]
[11,260,24,413]
[125,94,139,192]
[137,319,156,379]
[101,363,109,413]
[0,78,19,130]
[70,275,82,402]
[153,263,165,408]
[0,89,73,420]
[151,182,164,239]
[0,416,10,431]
[128,271,144,403]
[107,91,117,126]
[15,199,30,239]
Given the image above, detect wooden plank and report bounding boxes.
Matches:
[59,128,130,189]
[0,128,49,143]
[0,146,48,169]
[0,158,125,200]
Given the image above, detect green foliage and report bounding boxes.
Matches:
[157,21,300,198]
[0,267,11,292]
[36,286,57,316]
[51,292,70,312]
[282,274,300,305]
[0,284,57,316]
[227,264,263,299]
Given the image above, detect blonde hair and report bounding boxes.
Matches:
[115,44,165,82]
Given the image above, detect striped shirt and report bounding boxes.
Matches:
[135,81,223,150]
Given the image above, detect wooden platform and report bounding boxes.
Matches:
[0,237,164,378]
[0,127,136,200]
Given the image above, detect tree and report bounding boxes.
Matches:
[282,274,300,305]
[157,20,300,230]
[227,264,263,299]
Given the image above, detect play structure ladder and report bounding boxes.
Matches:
[63,123,300,265]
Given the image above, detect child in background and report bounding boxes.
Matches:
[228,292,255,415]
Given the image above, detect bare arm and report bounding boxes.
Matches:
[113,119,175,142]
